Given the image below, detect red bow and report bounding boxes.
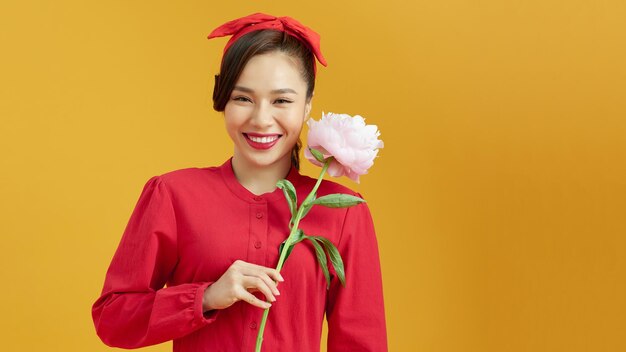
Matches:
[207,13,327,75]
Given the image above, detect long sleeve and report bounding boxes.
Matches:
[92,176,219,349]
[326,192,388,351]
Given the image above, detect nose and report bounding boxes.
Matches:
[250,100,274,128]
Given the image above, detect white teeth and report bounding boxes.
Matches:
[248,135,279,143]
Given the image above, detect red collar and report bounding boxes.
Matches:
[219,157,302,203]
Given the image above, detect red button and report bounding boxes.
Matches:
[256,212,263,219]
[249,321,257,329]
[253,196,263,201]
[254,241,262,249]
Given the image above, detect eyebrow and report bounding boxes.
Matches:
[233,86,298,95]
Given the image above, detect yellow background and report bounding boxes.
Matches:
[1,0,624,351]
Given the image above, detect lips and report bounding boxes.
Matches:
[243,133,282,150]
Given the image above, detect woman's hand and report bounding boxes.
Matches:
[202,259,284,311]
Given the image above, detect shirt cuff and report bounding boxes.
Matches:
[194,282,219,324]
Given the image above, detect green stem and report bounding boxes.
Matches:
[254,158,331,352]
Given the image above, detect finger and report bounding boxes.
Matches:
[251,272,281,297]
[239,262,285,283]
[245,269,281,296]
[237,289,272,309]
[242,276,276,302]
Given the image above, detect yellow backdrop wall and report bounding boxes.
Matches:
[1,0,624,351]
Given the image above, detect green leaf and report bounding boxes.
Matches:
[301,203,312,219]
[311,236,346,287]
[308,146,326,163]
[300,191,317,218]
[278,229,306,263]
[312,193,366,208]
[306,237,331,289]
[276,179,297,219]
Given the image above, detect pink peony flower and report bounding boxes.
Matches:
[304,112,384,183]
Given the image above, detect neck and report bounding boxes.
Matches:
[231,151,293,196]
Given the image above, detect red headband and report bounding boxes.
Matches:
[207,13,327,76]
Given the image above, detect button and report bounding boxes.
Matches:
[254,241,262,249]
[256,212,263,219]
[253,196,263,201]
[249,321,257,330]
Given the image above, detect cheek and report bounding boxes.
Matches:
[280,105,307,129]
[224,105,248,126]
[223,119,243,142]
[279,114,304,136]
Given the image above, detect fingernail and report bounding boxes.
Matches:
[276,290,280,296]
[278,274,285,281]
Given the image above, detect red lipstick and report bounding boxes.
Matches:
[243,133,282,150]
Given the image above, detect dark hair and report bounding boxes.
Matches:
[212,29,316,170]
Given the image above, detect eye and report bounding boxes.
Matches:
[233,96,251,102]
[274,98,293,104]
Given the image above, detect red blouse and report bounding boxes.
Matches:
[92,157,387,351]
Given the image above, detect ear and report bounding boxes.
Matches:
[304,94,313,121]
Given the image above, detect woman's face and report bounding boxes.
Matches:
[224,51,312,170]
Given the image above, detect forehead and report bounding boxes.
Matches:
[236,51,306,92]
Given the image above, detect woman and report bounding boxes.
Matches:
[92,13,387,351]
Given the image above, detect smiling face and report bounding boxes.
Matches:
[224,51,312,170]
